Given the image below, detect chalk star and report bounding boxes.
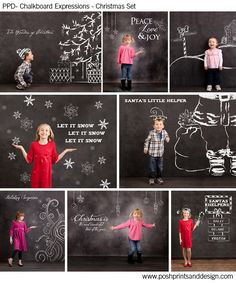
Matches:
[100,179,111,189]
[12,137,21,145]
[24,95,35,107]
[98,156,106,165]
[13,111,22,119]
[113,29,119,35]
[104,26,110,32]
[8,152,16,160]
[63,158,75,169]
[94,101,103,109]
[44,100,53,109]
[98,119,109,130]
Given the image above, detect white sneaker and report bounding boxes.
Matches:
[206,85,212,91]
[149,178,155,185]
[8,258,13,267]
[215,85,221,91]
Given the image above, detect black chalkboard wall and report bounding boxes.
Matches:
[0,191,65,262]
[0,12,101,84]
[0,95,116,188]
[172,191,236,259]
[103,12,168,84]
[120,95,236,177]
[68,191,168,256]
[170,12,236,91]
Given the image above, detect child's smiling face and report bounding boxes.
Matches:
[133,211,142,220]
[26,51,34,61]
[38,124,51,140]
[208,38,218,49]
[19,215,24,221]
[153,120,164,132]
[183,210,190,220]
[124,37,132,45]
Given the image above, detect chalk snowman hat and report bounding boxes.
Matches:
[149,107,167,120]
[16,48,31,59]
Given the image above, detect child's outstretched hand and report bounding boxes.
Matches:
[196,220,200,227]
[12,144,24,150]
[65,148,77,153]
[110,226,115,231]
[152,223,156,228]
[30,226,37,229]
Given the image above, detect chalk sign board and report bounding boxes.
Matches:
[68,191,168,256]
[172,191,236,259]
[0,95,116,188]
[120,94,236,178]
[0,191,65,262]
[103,12,168,84]
[0,12,101,84]
[170,12,236,90]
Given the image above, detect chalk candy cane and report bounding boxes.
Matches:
[177,25,189,57]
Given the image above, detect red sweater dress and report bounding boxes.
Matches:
[178,219,194,248]
[27,141,58,188]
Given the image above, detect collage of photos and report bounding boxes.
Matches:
[0,10,236,275]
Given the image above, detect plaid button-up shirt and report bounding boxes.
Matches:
[14,61,31,86]
[144,129,169,157]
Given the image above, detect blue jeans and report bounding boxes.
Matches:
[23,72,33,84]
[206,69,221,86]
[128,238,141,256]
[121,64,132,80]
[149,156,163,178]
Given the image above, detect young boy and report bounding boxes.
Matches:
[14,48,34,90]
[144,117,170,185]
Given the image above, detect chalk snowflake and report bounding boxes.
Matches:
[8,152,16,160]
[64,104,79,120]
[98,119,109,130]
[20,117,33,131]
[94,101,103,109]
[98,156,106,165]
[63,158,75,169]
[104,26,110,33]
[81,162,94,176]
[44,100,53,109]
[12,137,21,145]
[13,111,22,119]
[76,193,84,203]
[24,95,35,107]
[100,179,111,189]
[20,172,30,184]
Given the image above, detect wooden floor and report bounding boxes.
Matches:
[68,256,168,272]
[103,83,167,92]
[172,259,236,272]
[0,261,65,272]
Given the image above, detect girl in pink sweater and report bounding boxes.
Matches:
[8,211,37,267]
[117,34,144,91]
[204,37,223,91]
[111,208,155,264]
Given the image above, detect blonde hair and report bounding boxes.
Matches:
[181,208,192,219]
[15,211,25,220]
[122,34,134,44]
[35,123,54,142]
[130,208,143,218]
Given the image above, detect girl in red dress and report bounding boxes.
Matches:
[178,208,200,267]
[13,123,77,188]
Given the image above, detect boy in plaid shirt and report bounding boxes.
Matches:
[14,48,34,90]
[144,117,170,185]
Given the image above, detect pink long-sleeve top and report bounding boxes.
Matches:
[204,48,223,69]
[117,45,136,64]
[113,219,153,240]
[10,220,31,251]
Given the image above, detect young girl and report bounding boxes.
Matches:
[8,211,37,267]
[111,208,155,264]
[117,34,144,91]
[178,208,200,267]
[204,37,223,91]
[13,123,77,188]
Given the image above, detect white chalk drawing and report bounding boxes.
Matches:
[143,191,150,204]
[35,198,65,262]
[99,179,111,189]
[63,158,75,169]
[20,117,34,131]
[13,111,22,119]
[44,100,53,109]
[98,156,106,165]
[116,191,120,217]
[171,22,236,69]
[20,172,30,184]
[98,119,109,130]
[24,95,35,107]
[71,191,78,210]
[104,12,119,40]
[149,107,167,120]
[154,191,158,215]
[12,136,21,145]
[205,195,232,242]
[94,101,103,109]
[8,152,16,160]
[50,13,101,84]
[81,161,95,176]
[64,103,79,120]
[77,191,84,204]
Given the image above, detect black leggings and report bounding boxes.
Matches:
[12,250,23,260]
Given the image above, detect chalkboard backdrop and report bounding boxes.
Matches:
[0,95,116,188]
[103,12,168,85]
[68,191,168,256]
[0,12,101,84]
[120,95,236,177]
[170,12,236,91]
[0,191,65,262]
[172,191,236,259]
